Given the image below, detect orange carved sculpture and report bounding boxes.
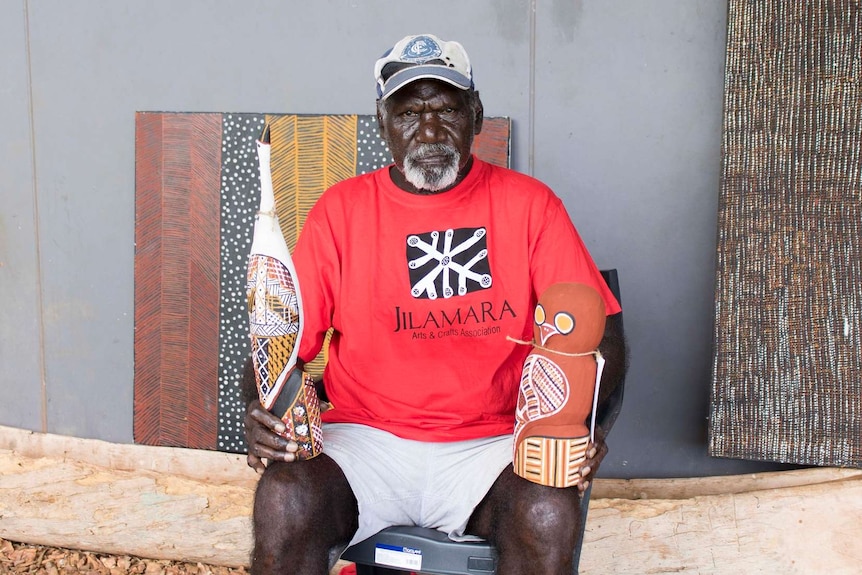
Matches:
[513,283,606,487]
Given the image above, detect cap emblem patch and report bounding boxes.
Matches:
[401,36,442,63]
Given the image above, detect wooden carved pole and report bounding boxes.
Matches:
[246,125,322,459]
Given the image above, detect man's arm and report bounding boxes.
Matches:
[597,312,629,416]
[576,312,628,491]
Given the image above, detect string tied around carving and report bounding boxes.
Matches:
[506,335,604,360]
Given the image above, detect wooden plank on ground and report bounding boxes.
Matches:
[2,425,862,573]
[580,480,862,574]
[0,449,254,567]
[0,425,258,488]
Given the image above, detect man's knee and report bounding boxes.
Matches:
[473,468,582,546]
[252,456,358,539]
[495,488,582,574]
[253,462,314,525]
[250,457,359,574]
[515,490,581,543]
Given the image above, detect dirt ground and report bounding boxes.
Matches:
[0,538,250,575]
[0,539,354,575]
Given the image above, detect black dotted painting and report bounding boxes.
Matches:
[217,114,267,453]
[357,116,391,175]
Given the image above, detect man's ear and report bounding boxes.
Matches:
[376,100,386,137]
[473,91,484,135]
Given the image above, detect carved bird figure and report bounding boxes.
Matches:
[513,282,606,487]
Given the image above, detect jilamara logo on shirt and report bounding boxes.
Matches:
[393,300,516,333]
[406,227,492,299]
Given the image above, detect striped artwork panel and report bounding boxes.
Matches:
[709,1,862,467]
[134,113,511,452]
[134,113,222,449]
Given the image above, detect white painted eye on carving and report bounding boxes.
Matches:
[554,312,575,335]
[534,304,546,326]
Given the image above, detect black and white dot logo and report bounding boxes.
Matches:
[406,227,492,299]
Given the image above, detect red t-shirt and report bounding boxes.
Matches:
[293,157,620,441]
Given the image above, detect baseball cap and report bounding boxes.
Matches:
[374,34,474,100]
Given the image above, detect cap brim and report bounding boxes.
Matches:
[380,65,472,100]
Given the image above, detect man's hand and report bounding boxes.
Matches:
[244,400,300,473]
[576,426,608,493]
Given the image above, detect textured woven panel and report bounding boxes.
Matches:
[133,113,511,452]
[133,113,222,449]
[710,1,862,467]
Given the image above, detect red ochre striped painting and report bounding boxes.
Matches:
[133,112,510,452]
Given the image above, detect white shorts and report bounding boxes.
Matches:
[322,423,513,547]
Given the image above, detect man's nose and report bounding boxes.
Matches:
[417,112,443,142]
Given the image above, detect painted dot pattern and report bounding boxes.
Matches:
[217,113,266,453]
[356,115,392,173]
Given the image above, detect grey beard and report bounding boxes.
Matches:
[403,143,461,192]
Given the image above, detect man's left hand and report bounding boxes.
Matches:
[576,426,608,493]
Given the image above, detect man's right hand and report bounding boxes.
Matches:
[244,400,300,473]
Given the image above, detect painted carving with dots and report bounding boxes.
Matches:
[246,124,323,460]
[512,282,606,488]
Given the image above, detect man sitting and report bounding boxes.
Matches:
[242,33,627,575]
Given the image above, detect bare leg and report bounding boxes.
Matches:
[251,454,359,575]
[466,464,582,575]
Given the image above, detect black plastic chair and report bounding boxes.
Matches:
[341,269,625,575]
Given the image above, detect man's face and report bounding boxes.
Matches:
[378,79,483,194]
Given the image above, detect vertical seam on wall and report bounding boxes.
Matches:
[528,0,537,176]
[23,0,48,433]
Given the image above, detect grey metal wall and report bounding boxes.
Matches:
[0,0,792,477]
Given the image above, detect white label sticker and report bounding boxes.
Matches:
[374,544,423,571]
